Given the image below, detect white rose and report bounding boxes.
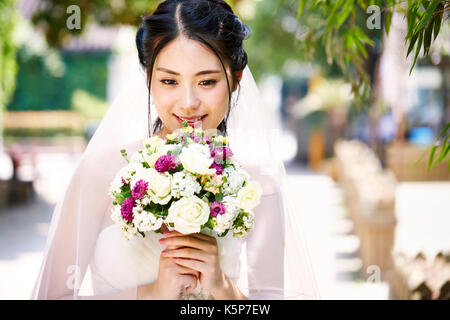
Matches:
[178,144,216,175]
[165,195,210,234]
[236,181,262,210]
[143,136,165,153]
[132,168,172,205]
[144,152,164,168]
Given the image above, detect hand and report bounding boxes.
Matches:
[139,244,200,300]
[159,230,225,293]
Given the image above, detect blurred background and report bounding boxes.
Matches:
[0,0,449,300]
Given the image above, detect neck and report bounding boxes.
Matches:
[154,126,171,138]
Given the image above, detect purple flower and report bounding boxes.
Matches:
[154,154,179,173]
[121,197,135,222]
[210,146,233,164]
[190,133,201,143]
[210,201,226,217]
[121,177,128,185]
[131,179,148,200]
[210,162,223,175]
[204,136,211,144]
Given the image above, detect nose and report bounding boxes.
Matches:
[180,85,200,112]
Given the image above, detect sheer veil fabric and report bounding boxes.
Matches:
[31,54,321,299]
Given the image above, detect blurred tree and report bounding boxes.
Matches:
[286,0,449,168]
[30,0,244,46]
[242,0,343,82]
[0,0,20,130]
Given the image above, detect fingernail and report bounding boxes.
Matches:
[159,238,166,243]
[163,231,172,236]
[161,250,167,256]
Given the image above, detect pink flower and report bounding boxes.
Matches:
[210,201,226,217]
[190,133,201,143]
[210,162,223,175]
[131,179,148,200]
[210,146,233,164]
[154,154,179,173]
[121,197,134,222]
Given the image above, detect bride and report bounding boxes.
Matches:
[31,0,320,300]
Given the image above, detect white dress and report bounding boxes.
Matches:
[88,222,244,299]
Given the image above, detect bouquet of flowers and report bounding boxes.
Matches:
[108,121,262,240]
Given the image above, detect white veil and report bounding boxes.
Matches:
[31,47,320,299]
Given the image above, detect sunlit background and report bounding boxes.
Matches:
[0,0,449,300]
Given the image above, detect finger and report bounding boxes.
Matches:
[161,236,208,250]
[173,262,200,278]
[172,257,208,274]
[162,247,207,262]
[178,274,198,293]
[164,230,215,243]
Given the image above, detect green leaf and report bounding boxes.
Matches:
[385,9,393,35]
[336,0,353,29]
[416,0,440,32]
[436,122,450,140]
[297,0,307,19]
[353,26,375,46]
[427,145,437,170]
[214,193,223,202]
[431,135,450,167]
[407,31,419,57]
[409,31,423,75]
[423,21,434,55]
[324,0,344,37]
[433,8,442,40]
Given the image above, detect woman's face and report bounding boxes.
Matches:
[150,35,236,135]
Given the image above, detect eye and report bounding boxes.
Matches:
[200,79,217,87]
[161,79,177,85]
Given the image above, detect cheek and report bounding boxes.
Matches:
[204,90,229,126]
[151,86,177,124]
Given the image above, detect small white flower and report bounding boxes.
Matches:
[222,166,247,196]
[133,210,163,233]
[171,171,201,198]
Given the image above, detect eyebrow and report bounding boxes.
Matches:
[156,67,222,76]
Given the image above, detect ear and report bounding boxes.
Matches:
[232,70,244,92]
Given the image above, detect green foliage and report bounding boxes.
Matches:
[244,0,343,82]
[0,0,20,126]
[280,0,448,101]
[30,0,242,47]
[7,49,110,111]
[402,0,446,74]
[426,122,450,170]
[286,0,449,168]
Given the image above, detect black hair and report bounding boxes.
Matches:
[135,0,251,136]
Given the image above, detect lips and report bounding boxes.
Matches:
[174,114,207,125]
